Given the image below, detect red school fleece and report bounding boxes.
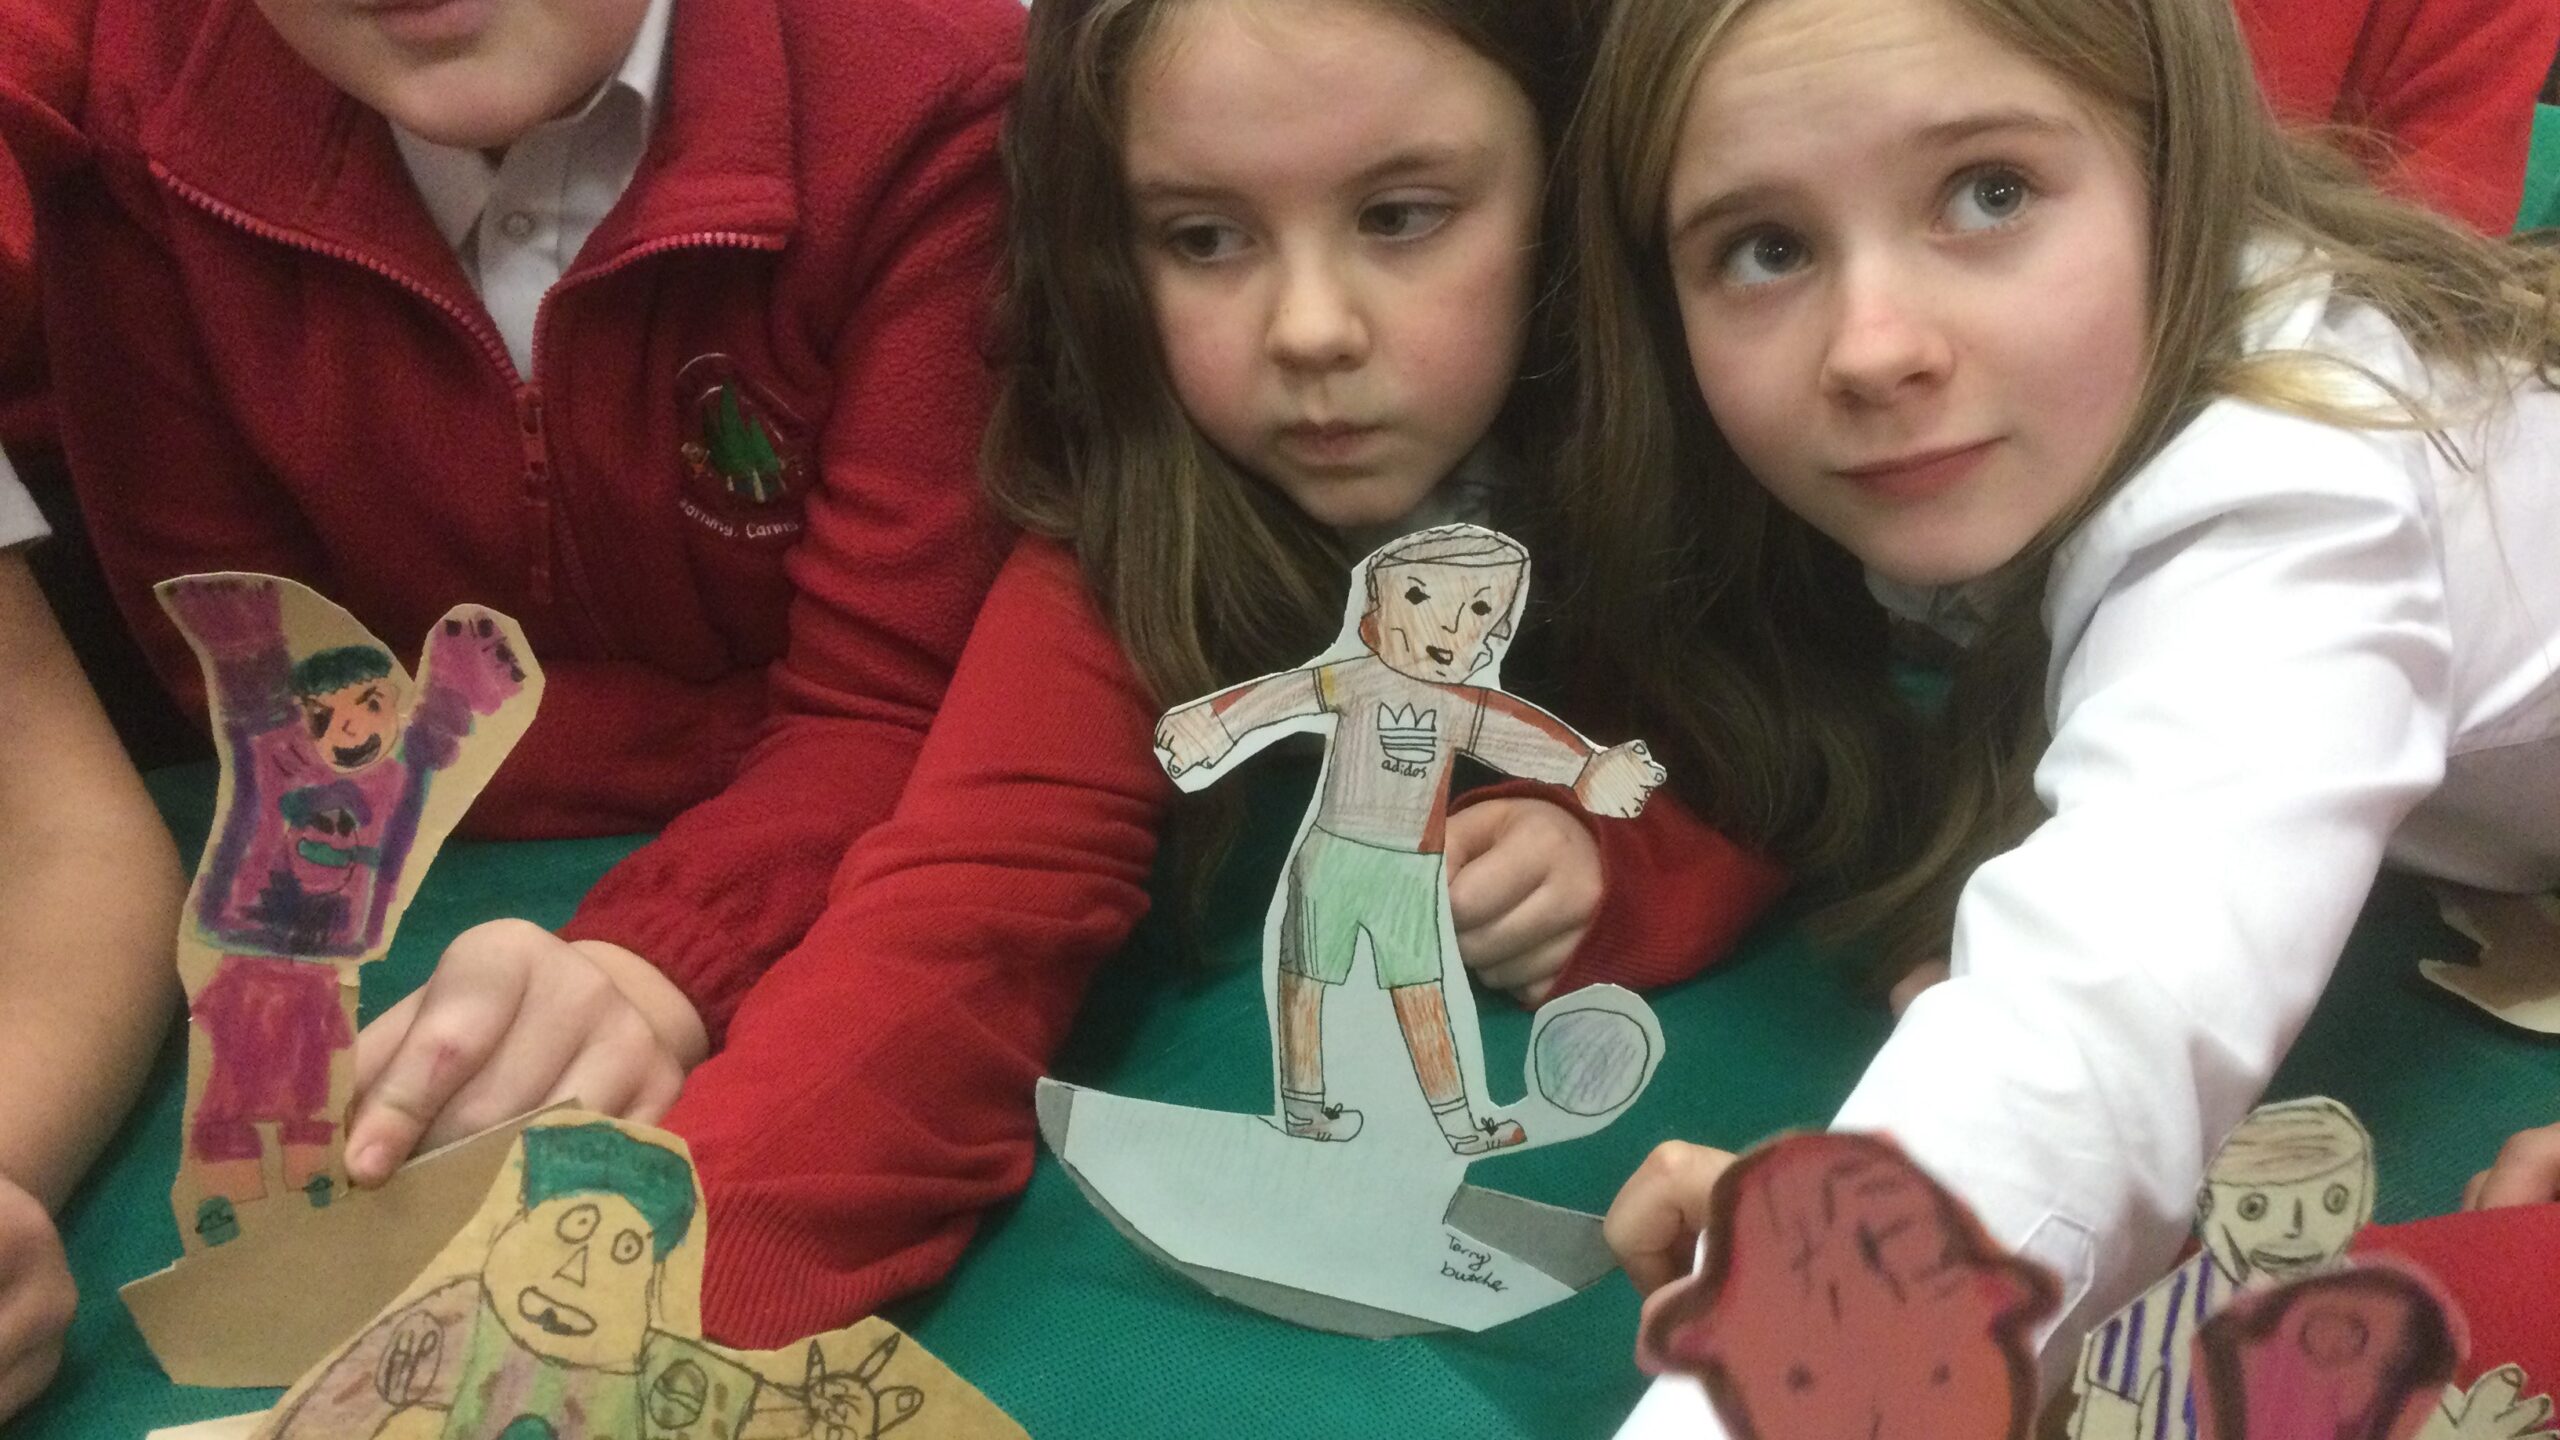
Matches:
[2235,0,2560,234]
[0,0,1022,1341]
[672,538,1791,1340]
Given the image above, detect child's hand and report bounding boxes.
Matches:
[1573,740,1665,819]
[1446,798,1601,1004]
[2463,1121,2560,1210]
[1605,1139,1738,1298]
[1154,702,1236,779]
[344,921,708,1185]
[0,1175,72,1422]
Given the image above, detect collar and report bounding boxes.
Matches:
[144,0,794,294]
[1337,443,1511,559]
[390,0,677,252]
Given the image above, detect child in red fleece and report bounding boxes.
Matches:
[650,0,1793,1341]
[0,0,1019,1347]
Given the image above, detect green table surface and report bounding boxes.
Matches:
[21,760,2560,1438]
[2523,103,2560,232]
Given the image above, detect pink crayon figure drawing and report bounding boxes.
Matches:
[158,574,541,1254]
[1154,524,1665,1156]
[1638,1132,2058,1440]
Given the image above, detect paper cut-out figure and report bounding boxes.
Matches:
[2193,1264,2462,1440]
[2419,1366,2560,1440]
[160,575,541,1254]
[254,1116,1016,1440]
[1638,1132,2058,1440]
[2074,1096,2377,1439]
[2421,883,2560,1034]
[1154,525,1665,1155]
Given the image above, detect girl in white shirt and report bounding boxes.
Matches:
[1552,0,2560,1420]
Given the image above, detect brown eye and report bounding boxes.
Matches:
[557,1203,600,1243]
[1470,600,1492,616]
[1404,585,1427,605]
[611,1229,645,1265]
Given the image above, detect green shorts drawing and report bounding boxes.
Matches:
[1279,827,1447,990]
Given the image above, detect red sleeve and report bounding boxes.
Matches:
[1451,779,1788,996]
[2236,0,2560,233]
[2351,1206,2560,1394]
[557,52,1017,1039]
[0,0,93,393]
[664,539,1175,1347]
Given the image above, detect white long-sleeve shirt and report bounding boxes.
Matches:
[1620,268,2560,1434]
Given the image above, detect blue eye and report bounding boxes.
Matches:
[1163,219,1250,264]
[1361,200,1452,242]
[1719,228,1809,287]
[1945,167,2032,232]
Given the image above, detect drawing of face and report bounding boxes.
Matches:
[1364,559,1523,683]
[482,1193,657,1369]
[2200,1099,2374,1288]
[2203,1159,2368,1287]
[1122,0,1544,530]
[1643,1135,2053,1440]
[300,677,404,773]
[1663,0,2153,587]
[2193,1267,2458,1440]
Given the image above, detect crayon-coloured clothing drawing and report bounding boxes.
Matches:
[1280,830,1447,989]
[1219,655,1591,855]
[187,955,352,1162]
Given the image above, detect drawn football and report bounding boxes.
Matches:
[1532,1006,1650,1117]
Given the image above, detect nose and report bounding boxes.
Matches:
[1266,249,1368,372]
[1818,253,1951,407]
[555,1246,589,1287]
[2283,1199,2304,1238]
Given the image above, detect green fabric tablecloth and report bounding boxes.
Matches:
[19,761,2560,1438]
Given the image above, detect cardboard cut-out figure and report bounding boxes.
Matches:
[2073,1097,2377,1439]
[254,1116,1022,1440]
[2193,1263,2463,1440]
[159,575,541,1255]
[1638,1132,2058,1440]
[1154,524,1665,1156]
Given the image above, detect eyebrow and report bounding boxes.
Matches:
[1665,106,2081,248]
[1127,141,1490,208]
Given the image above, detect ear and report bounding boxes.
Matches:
[853,1330,900,1385]
[875,1387,925,1435]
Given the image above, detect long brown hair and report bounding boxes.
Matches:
[985,0,1599,712]
[1568,0,2560,973]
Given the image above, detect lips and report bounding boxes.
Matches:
[332,735,384,770]
[1833,439,1999,502]
[364,0,499,48]
[516,1285,598,1337]
[1425,645,1454,666]
[1278,420,1385,468]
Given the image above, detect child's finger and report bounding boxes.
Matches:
[540,1014,681,1123]
[352,988,424,1096]
[419,1005,593,1153]
[1606,1142,1734,1296]
[1448,838,1547,938]
[1473,933,1578,1000]
[345,968,531,1184]
[2468,1124,2560,1209]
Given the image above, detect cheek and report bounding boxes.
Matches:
[2013,207,2152,476]
[1147,284,1254,429]
[1399,233,1537,418]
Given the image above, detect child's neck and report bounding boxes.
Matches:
[1335,444,1504,558]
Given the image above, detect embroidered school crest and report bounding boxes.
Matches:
[1377,702,1438,777]
[674,353,809,546]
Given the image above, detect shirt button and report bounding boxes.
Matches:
[498,211,536,241]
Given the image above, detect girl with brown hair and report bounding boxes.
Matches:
[1576,0,2560,1420]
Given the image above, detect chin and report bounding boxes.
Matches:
[368,71,577,151]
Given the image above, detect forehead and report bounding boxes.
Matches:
[303,678,389,706]
[1123,0,1530,201]
[1671,0,2099,220]
[526,1192,648,1227]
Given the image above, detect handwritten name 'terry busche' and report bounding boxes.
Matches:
[1441,1234,1507,1292]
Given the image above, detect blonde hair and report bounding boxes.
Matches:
[2208,1097,2371,1187]
[1566,0,2560,973]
